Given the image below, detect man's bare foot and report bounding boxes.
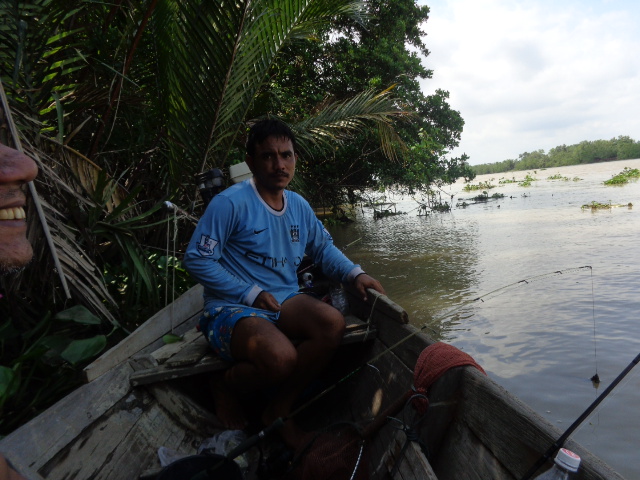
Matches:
[210,374,248,429]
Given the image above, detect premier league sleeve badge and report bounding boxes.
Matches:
[196,234,218,256]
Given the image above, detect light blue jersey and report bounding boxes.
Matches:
[183,178,363,310]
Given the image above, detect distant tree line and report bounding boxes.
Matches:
[472,136,640,175]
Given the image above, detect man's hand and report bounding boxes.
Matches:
[353,274,385,302]
[252,291,281,312]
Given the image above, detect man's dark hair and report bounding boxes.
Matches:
[246,119,297,157]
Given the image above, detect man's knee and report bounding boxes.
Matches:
[258,342,298,382]
[315,307,346,345]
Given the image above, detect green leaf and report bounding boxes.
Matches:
[54,305,102,325]
[0,321,20,341]
[163,334,183,344]
[61,336,107,365]
[0,366,18,399]
[40,335,73,355]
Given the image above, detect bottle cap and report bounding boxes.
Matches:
[554,448,581,472]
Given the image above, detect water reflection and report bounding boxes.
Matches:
[326,158,640,479]
[328,207,481,340]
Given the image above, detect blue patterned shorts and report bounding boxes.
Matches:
[199,292,300,362]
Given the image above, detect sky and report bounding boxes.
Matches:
[417,0,640,165]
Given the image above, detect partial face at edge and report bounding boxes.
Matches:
[0,142,38,274]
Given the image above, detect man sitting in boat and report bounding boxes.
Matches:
[183,118,385,448]
[0,140,38,479]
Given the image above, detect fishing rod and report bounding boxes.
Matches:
[520,350,640,480]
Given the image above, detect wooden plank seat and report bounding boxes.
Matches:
[129,314,376,387]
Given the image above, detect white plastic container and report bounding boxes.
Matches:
[229,162,252,183]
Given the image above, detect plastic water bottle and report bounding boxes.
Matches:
[533,448,581,479]
[330,285,349,314]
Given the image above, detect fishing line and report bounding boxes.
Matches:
[590,266,600,384]
[164,201,196,334]
[229,266,599,464]
[520,351,640,480]
[288,266,594,422]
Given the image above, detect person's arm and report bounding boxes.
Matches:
[182,196,262,306]
[305,215,385,300]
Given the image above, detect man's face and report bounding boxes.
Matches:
[246,135,297,194]
[0,142,38,274]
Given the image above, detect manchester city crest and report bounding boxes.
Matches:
[290,225,300,243]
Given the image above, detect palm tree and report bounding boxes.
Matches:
[1,0,409,324]
[152,0,409,198]
[1,0,411,432]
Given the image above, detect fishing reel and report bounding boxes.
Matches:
[196,168,225,207]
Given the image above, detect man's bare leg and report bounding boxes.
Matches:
[211,296,344,446]
[212,317,298,429]
[261,294,345,447]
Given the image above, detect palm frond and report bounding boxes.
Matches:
[154,0,368,182]
[293,88,414,161]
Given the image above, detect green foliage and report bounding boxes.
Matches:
[604,167,640,185]
[518,174,537,187]
[582,201,611,210]
[457,191,503,206]
[473,136,640,174]
[547,174,570,181]
[581,201,632,210]
[463,181,495,191]
[162,334,183,344]
[0,305,110,434]
[261,0,473,205]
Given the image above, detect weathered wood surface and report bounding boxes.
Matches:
[0,362,133,474]
[83,284,204,382]
[37,387,209,480]
[433,417,514,480]
[386,430,438,480]
[2,357,221,480]
[346,286,409,325]
[130,355,231,386]
[130,357,222,432]
[341,314,377,343]
[374,317,434,368]
[146,327,204,364]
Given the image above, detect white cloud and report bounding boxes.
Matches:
[418,0,640,164]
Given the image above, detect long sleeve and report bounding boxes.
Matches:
[183,194,259,305]
[302,209,364,283]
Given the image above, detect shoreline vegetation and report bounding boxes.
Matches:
[464,166,639,192]
[472,136,640,175]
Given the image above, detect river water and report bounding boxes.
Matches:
[327,158,640,479]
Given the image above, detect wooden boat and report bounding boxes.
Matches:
[0,283,626,480]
